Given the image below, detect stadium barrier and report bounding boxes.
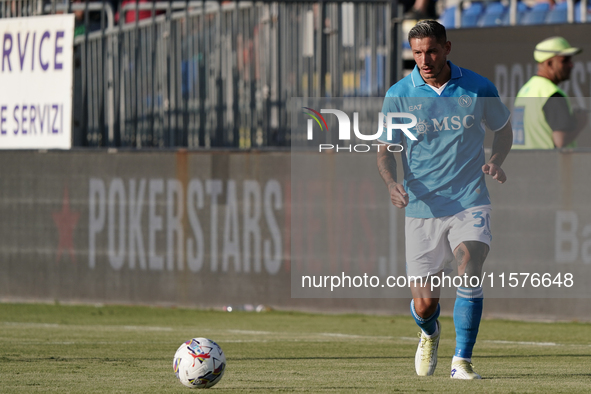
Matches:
[67,12,591,150]
[3,1,591,149]
[0,0,395,148]
[1,149,591,321]
[72,1,395,149]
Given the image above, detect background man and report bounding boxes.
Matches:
[513,37,587,149]
[376,20,513,379]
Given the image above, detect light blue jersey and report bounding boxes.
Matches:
[379,61,510,218]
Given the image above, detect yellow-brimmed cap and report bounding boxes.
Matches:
[534,36,582,63]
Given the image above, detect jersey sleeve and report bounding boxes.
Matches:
[482,80,511,132]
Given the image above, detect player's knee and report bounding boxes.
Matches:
[463,241,489,264]
[413,298,439,318]
[458,241,489,280]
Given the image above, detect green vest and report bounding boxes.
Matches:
[513,76,575,149]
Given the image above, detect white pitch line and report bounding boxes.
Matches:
[319,333,395,340]
[123,325,173,332]
[43,341,145,345]
[483,340,558,346]
[221,340,270,343]
[3,322,60,328]
[3,322,590,348]
[2,321,176,332]
[226,330,274,335]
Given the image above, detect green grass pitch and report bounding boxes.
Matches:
[1,303,590,393]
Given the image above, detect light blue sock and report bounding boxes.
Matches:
[454,286,483,359]
[410,300,440,336]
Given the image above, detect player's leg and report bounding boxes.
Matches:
[410,276,441,336]
[410,275,442,376]
[447,205,492,379]
[405,215,454,376]
[451,241,489,379]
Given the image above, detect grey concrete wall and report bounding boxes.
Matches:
[1,150,590,320]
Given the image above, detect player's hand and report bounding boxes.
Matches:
[482,163,506,183]
[388,182,409,208]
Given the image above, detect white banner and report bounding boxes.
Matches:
[0,14,74,149]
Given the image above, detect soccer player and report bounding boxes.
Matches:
[376,20,513,379]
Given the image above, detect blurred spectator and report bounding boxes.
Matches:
[116,0,165,24]
[403,0,437,19]
[72,0,86,37]
[70,1,116,36]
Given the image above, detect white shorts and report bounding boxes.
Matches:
[405,205,492,278]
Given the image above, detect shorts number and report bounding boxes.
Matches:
[472,211,490,231]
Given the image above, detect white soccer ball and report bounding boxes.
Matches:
[173,338,226,389]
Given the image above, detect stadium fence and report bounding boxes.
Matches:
[1,0,399,148]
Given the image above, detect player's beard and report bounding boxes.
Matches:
[421,60,445,81]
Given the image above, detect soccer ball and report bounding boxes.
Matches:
[173,338,226,389]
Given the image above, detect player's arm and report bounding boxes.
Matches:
[483,121,512,184]
[376,147,408,208]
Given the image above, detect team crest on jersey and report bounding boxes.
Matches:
[413,119,431,135]
[458,95,472,108]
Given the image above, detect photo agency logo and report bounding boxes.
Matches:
[302,107,416,153]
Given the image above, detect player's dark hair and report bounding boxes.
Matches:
[408,20,447,46]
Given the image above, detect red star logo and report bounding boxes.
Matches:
[52,186,80,263]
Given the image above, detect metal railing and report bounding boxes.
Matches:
[0,0,44,17]
[13,0,591,147]
[1,0,397,148]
